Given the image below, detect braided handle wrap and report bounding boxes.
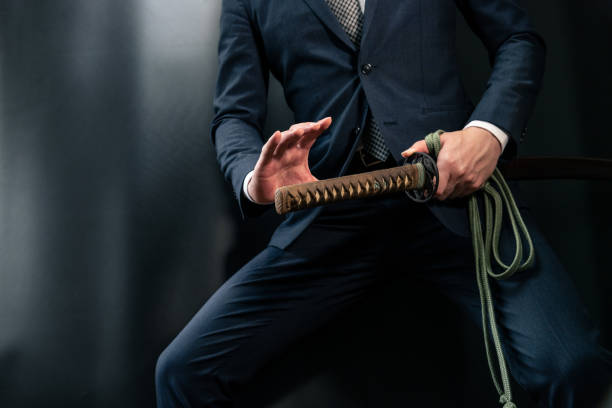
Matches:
[274,163,424,215]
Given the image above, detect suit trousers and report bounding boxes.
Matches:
[156,192,612,407]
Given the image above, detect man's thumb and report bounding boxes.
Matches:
[401,140,429,158]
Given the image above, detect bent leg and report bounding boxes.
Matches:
[156,201,391,407]
[412,205,612,407]
[491,211,612,407]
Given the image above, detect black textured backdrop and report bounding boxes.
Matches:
[0,1,610,407]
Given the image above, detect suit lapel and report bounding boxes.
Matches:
[301,0,358,52]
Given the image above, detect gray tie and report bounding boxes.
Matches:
[325,0,390,162]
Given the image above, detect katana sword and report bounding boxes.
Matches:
[274,126,612,407]
[274,155,612,215]
[274,163,420,215]
[274,153,439,215]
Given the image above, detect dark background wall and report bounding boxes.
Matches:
[0,1,610,407]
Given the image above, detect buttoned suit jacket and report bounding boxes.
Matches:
[210,0,546,249]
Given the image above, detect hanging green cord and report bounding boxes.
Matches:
[423,130,535,408]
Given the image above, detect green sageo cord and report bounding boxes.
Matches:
[424,130,535,408]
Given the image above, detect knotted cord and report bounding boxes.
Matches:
[424,130,535,408]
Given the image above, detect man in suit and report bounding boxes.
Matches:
[156,0,612,406]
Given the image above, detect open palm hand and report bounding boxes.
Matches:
[248,117,332,204]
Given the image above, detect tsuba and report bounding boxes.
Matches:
[402,152,439,203]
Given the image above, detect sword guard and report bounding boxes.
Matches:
[403,152,439,203]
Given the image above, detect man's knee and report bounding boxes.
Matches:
[527,344,612,405]
[155,340,231,407]
[156,343,190,395]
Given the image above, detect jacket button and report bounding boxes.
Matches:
[361,63,373,75]
[353,126,361,135]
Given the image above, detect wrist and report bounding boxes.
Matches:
[466,127,502,156]
[484,129,502,155]
[464,120,508,154]
[247,177,258,202]
[246,175,274,205]
[243,170,257,202]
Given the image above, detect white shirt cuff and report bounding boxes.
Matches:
[242,170,256,202]
[464,120,509,152]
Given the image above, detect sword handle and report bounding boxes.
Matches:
[274,164,424,215]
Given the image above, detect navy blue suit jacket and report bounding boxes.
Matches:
[210,0,545,249]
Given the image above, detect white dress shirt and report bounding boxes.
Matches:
[242,0,509,203]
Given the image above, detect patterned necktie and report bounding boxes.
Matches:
[325,0,390,162]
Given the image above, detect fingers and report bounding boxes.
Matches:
[273,127,305,156]
[448,176,474,199]
[268,117,332,157]
[434,162,451,200]
[448,176,485,199]
[435,159,485,200]
[259,130,283,165]
[298,117,332,149]
[289,117,332,132]
[284,117,331,152]
[436,154,470,200]
[318,116,332,129]
[400,140,429,158]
